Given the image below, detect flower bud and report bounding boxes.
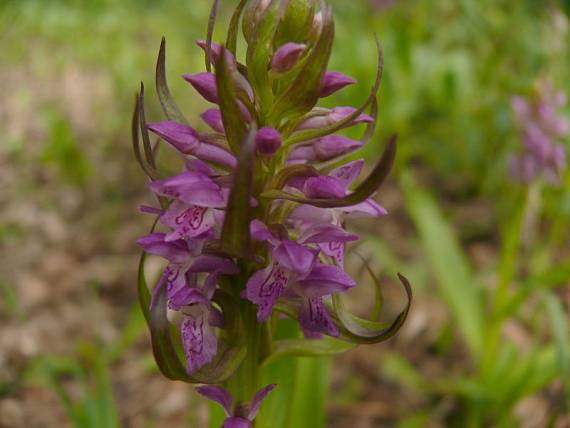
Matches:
[271,43,306,73]
[274,0,317,46]
[320,71,357,97]
[255,127,282,155]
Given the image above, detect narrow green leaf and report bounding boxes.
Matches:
[220,126,257,257]
[138,83,157,169]
[262,337,354,367]
[269,2,334,122]
[131,94,157,180]
[333,273,412,344]
[216,46,248,154]
[285,357,331,428]
[137,251,151,324]
[402,172,485,357]
[262,135,397,208]
[155,38,188,124]
[226,0,248,55]
[284,35,383,146]
[542,291,570,410]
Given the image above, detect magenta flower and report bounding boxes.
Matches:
[509,81,568,184]
[134,0,411,420]
[320,71,357,97]
[196,384,276,428]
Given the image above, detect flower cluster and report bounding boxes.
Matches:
[133,0,410,423]
[509,81,568,184]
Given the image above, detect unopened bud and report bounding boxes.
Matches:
[271,43,306,73]
[256,127,282,155]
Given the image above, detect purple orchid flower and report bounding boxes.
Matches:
[244,220,357,335]
[139,233,238,373]
[509,81,568,184]
[148,121,237,169]
[148,171,227,241]
[196,384,276,428]
[201,108,225,134]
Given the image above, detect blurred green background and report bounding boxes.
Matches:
[1,0,569,427]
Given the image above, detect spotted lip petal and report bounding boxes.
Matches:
[244,263,290,322]
[299,297,339,338]
[181,303,218,374]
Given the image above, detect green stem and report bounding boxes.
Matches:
[227,300,270,404]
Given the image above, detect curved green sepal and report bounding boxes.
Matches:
[132,94,157,179]
[262,337,354,367]
[220,126,257,257]
[269,2,334,123]
[285,35,383,146]
[262,134,397,208]
[155,38,189,125]
[333,273,412,344]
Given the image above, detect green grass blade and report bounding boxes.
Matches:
[402,172,485,359]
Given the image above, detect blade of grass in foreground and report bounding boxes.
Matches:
[402,172,485,360]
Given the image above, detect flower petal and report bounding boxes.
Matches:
[341,198,388,217]
[299,224,359,244]
[137,233,189,264]
[302,176,346,199]
[299,297,339,338]
[184,72,218,103]
[188,254,239,275]
[295,264,355,298]
[201,108,225,133]
[150,172,226,208]
[247,384,277,420]
[289,135,362,162]
[255,127,282,155]
[222,417,252,428]
[181,306,218,374]
[330,159,364,188]
[271,42,306,73]
[320,71,357,97]
[244,263,290,321]
[161,203,216,241]
[272,241,317,275]
[147,121,199,153]
[250,219,275,242]
[195,385,233,416]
